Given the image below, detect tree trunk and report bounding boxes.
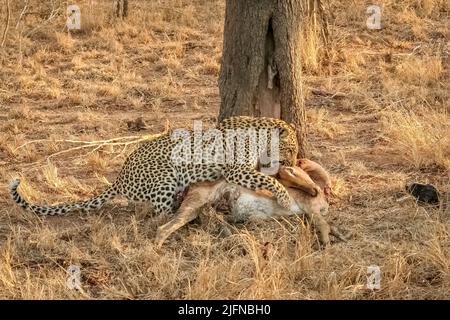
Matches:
[114,0,128,19]
[218,0,308,157]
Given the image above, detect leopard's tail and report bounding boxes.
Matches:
[9,179,118,216]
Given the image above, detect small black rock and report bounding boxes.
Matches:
[405,182,440,205]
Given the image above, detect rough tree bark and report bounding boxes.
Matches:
[219,0,310,156]
[114,0,128,19]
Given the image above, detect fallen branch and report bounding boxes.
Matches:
[309,87,347,99]
[15,119,172,153]
[14,134,163,152]
[14,131,168,170]
[14,136,138,153]
[16,121,172,170]
[45,133,166,161]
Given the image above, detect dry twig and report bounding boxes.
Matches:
[1,0,11,47]
[15,0,29,29]
[15,132,168,166]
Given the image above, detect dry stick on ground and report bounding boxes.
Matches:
[16,121,172,171]
[44,133,166,161]
[1,0,11,47]
[14,132,167,167]
[14,136,143,152]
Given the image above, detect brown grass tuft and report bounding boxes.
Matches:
[380,107,450,170]
[395,56,443,86]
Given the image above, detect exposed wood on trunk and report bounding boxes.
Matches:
[272,0,306,157]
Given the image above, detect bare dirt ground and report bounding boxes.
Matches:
[0,0,449,299]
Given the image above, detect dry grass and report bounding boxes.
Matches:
[0,0,449,299]
[380,107,450,170]
[394,55,443,86]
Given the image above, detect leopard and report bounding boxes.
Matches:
[10,116,300,216]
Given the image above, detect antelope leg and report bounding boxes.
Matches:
[155,189,206,248]
[155,182,225,248]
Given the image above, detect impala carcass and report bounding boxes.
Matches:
[156,163,346,248]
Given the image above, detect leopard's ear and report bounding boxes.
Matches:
[290,122,296,129]
[279,127,290,138]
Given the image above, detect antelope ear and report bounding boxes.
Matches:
[222,191,231,202]
[283,166,296,177]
